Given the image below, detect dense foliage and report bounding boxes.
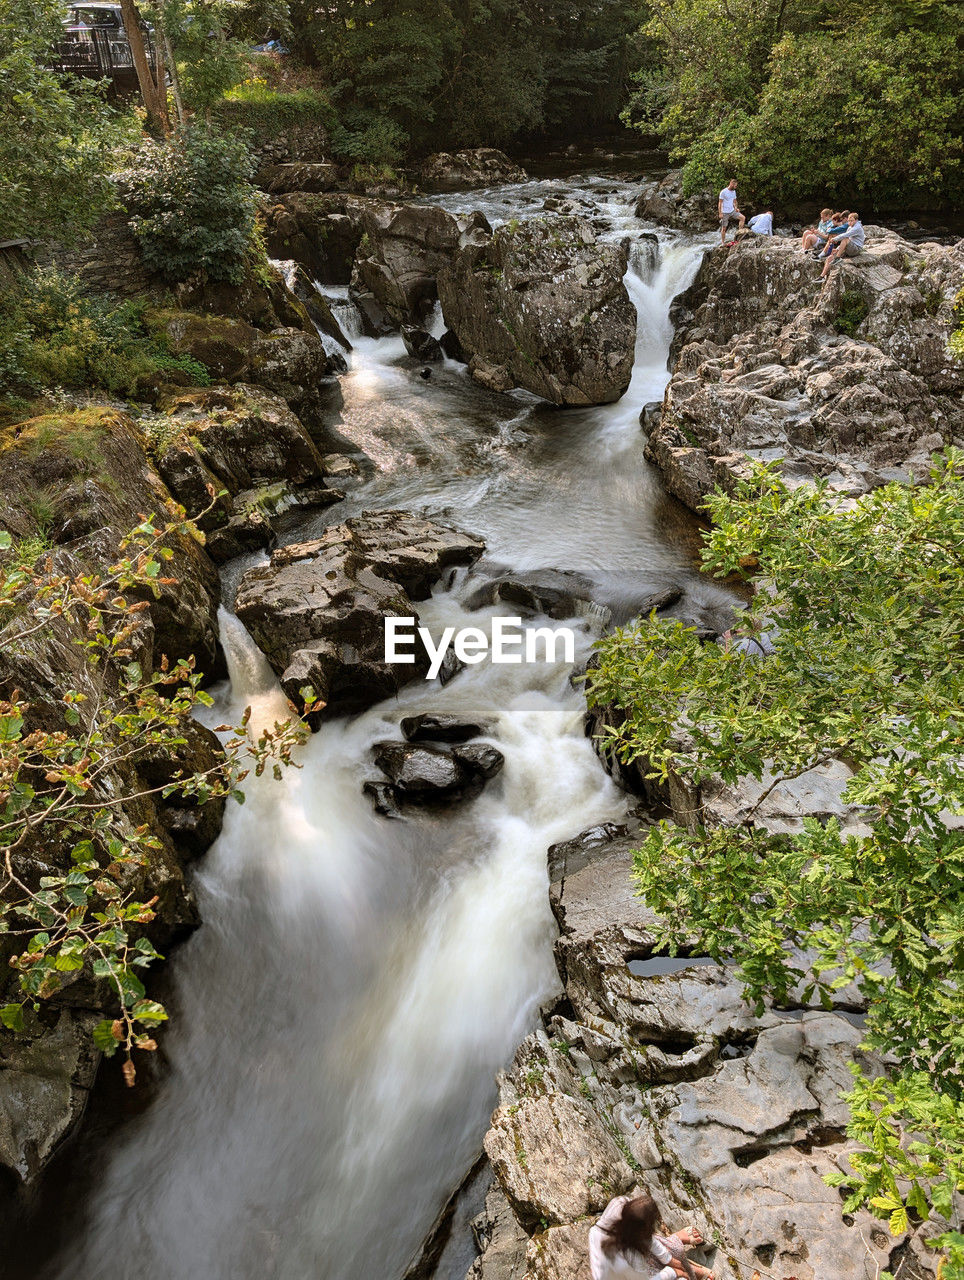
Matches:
[0,516,311,1078]
[0,0,128,242]
[0,268,209,400]
[586,457,964,1276]
[120,124,261,283]
[300,0,645,161]
[625,0,964,207]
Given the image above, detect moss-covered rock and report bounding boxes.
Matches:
[153,384,344,561]
[0,406,220,671]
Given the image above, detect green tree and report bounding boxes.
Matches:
[586,455,964,1276]
[628,0,964,206]
[0,0,123,242]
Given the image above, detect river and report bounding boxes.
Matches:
[35,172,724,1280]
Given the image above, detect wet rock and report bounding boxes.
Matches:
[400,712,493,743]
[464,567,600,619]
[466,1183,529,1280]
[370,738,504,806]
[634,169,714,233]
[264,193,378,284]
[0,1009,99,1185]
[646,230,964,510]
[373,742,466,797]
[234,510,485,722]
[413,148,528,193]
[438,217,636,406]
[451,742,505,778]
[547,821,628,883]
[363,780,403,819]
[352,204,492,328]
[278,260,352,351]
[440,328,466,362]
[402,325,444,362]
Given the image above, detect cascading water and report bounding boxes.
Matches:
[44,177,717,1280]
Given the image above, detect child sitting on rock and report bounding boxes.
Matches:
[801,209,833,251]
[589,1192,715,1280]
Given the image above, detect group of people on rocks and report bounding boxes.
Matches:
[716,178,865,277]
[800,206,866,277]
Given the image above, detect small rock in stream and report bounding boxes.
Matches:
[368,738,505,810]
[401,713,494,743]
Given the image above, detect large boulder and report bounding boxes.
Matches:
[351,203,492,328]
[146,307,343,434]
[367,739,504,808]
[413,148,528,193]
[437,217,636,405]
[646,230,964,510]
[154,384,344,562]
[264,193,382,284]
[234,510,485,722]
[634,169,714,233]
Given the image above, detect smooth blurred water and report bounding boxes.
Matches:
[47,179,716,1280]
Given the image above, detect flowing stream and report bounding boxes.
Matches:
[47,175,721,1280]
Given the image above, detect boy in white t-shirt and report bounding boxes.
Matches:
[717,179,745,242]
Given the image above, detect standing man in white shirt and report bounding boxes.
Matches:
[718,179,745,243]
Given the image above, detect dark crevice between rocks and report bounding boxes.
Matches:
[792,1124,847,1153]
[402,1152,488,1280]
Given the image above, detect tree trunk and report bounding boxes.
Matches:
[118,0,170,136]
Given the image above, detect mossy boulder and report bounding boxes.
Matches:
[154,384,344,561]
[0,406,220,671]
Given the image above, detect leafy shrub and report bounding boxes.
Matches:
[210,84,333,147]
[0,268,210,399]
[120,124,261,285]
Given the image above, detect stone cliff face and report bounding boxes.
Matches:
[464,824,940,1280]
[645,229,964,510]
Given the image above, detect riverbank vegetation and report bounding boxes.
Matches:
[623,0,964,208]
[586,455,964,1277]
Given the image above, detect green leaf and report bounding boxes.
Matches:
[0,1004,25,1032]
[92,1019,121,1056]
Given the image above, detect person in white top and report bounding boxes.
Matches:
[589,1193,715,1280]
[717,179,745,243]
[748,210,773,235]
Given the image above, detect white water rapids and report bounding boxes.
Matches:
[49,177,717,1280]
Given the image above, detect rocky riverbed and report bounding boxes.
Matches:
[2,148,959,1280]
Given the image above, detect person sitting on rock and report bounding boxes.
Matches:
[821,212,865,278]
[747,210,773,235]
[589,1193,715,1280]
[801,208,833,251]
[717,179,745,244]
[814,211,851,257]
